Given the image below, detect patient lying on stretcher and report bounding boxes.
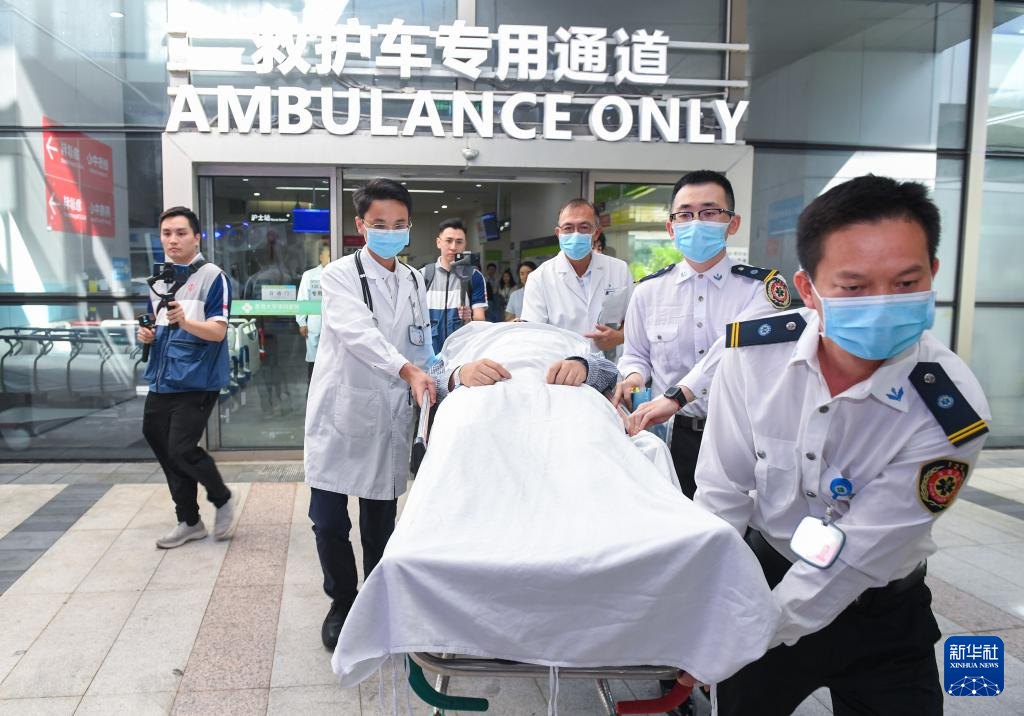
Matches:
[331,320,780,689]
[425,321,679,484]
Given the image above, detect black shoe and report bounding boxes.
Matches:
[321,601,348,650]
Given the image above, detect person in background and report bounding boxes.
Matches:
[137,206,236,550]
[504,261,535,321]
[497,269,516,306]
[520,198,633,359]
[296,243,330,381]
[485,262,504,322]
[593,235,606,254]
[422,218,488,353]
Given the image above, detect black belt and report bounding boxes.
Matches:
[673,415,706,432]
[746,529,926,602]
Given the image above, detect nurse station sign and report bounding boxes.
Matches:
[166,19,749,143]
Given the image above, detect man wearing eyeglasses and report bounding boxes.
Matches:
[614,171,791,499]
[520,198,633,360]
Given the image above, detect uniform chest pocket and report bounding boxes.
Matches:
[333,383,380,438]
[753,435,799,522]
[646,323,679,345]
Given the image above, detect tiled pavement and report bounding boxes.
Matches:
[0,453,1020,715]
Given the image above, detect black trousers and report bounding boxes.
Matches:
[308,487,397,607]
[669,416,704,498]
[716,531,942,716]
[142,390,231,525]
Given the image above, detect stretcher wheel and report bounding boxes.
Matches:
[615,681,692,715]
[407,657,489,712]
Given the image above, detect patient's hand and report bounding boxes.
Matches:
[459,359,512,387]
[545,359,587,386]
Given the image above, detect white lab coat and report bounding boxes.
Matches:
[296,264,324,363]
[520,251,633,357]
[304,250,433,500]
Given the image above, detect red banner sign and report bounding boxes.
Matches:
[43,117,115,238]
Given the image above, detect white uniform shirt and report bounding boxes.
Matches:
[520,251,633,356]
[694,308,991,647]
[618,255,777,416]
[296,264,324,363]
[304,250,433,500]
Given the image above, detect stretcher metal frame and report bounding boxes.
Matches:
[406,392,693,715]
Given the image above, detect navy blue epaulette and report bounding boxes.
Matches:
[725,313,806,348]
[637,263,676,283]
[731,264,777,281]
[909,362,989,447]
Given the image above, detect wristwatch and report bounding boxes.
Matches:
[663,385,687,409]
[452,366,464,390]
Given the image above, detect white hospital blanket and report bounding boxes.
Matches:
[332,327,780,685]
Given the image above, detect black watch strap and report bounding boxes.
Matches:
[664,386,686,408]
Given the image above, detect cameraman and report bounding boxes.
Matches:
[421,218,488,353]
[136,206,236,550]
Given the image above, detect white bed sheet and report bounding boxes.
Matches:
[332,323,780,686]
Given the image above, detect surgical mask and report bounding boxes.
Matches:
[365,228,409,260]
[559,232,593,261]
[672,220,728,263]
[812,283,935,360]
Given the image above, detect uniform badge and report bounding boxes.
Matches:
[765,274,791,309]
[918,458,969,513]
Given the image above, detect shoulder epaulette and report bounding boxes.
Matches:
[725,313,806,348]
[732,264,791,309]
[637,263,676,284]
[909,362,989,447]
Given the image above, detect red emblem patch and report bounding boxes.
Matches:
[917,458,968,513]
[765,275,791,309]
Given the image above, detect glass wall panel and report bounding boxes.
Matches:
[746,1,972,149]
[971,307,1024,447]
[0,133,163,297]
[0,1,169,127]
[748,149,962,301]
[204,175,331,449]
[989,2,1024,151]
[595,182,676,278]
[0,300,151,459]
[975,158,1024,301]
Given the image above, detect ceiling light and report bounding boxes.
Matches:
[241,178,249,182]
[109,11,124,19]
[441,204,448,209]
[401,182,407,185]
[475,184,482,187]
[407,189,444,194]
[433,210,439,214]
[275,186,328,191]
[253,192,261,196]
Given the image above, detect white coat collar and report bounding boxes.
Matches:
[676,254,732,287]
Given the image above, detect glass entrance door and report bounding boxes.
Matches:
[200,175,331,449]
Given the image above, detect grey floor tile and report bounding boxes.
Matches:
[11,473,64,485]
[0,549,45,571]
[0,531,64,550]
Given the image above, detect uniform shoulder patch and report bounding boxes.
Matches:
[908,362,989,447]
[732,265,791,310]
[637,263,676,283]
[725,312,806,348]
[918,458,969,513]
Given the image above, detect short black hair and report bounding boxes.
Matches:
[437,217,466,235]
[558,198,599,224]
[518,261,537,271]
[796,175,940,279]
[487,262,497,269]
[352,178,412,219]
[159,206,200,235]
[594,235,606,250]
[319,244,331,256]
[671,171,735,211]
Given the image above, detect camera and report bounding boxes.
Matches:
[451,251,477,281]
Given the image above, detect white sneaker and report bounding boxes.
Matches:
[214,495,236,540]
[156,520,207,549]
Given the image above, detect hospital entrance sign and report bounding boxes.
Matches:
[166,20,749,144]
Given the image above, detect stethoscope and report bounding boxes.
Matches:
[353,249,429,346]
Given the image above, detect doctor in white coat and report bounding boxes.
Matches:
[304,178,434,652]
[520,198,633,360]
[296,243,331,381]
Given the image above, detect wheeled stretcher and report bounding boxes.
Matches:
[332,327,780,714]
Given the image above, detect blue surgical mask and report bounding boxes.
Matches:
[365,228,409,260]
[559,232,593,261]
[812,283,935,360]
[673,220,729,263]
